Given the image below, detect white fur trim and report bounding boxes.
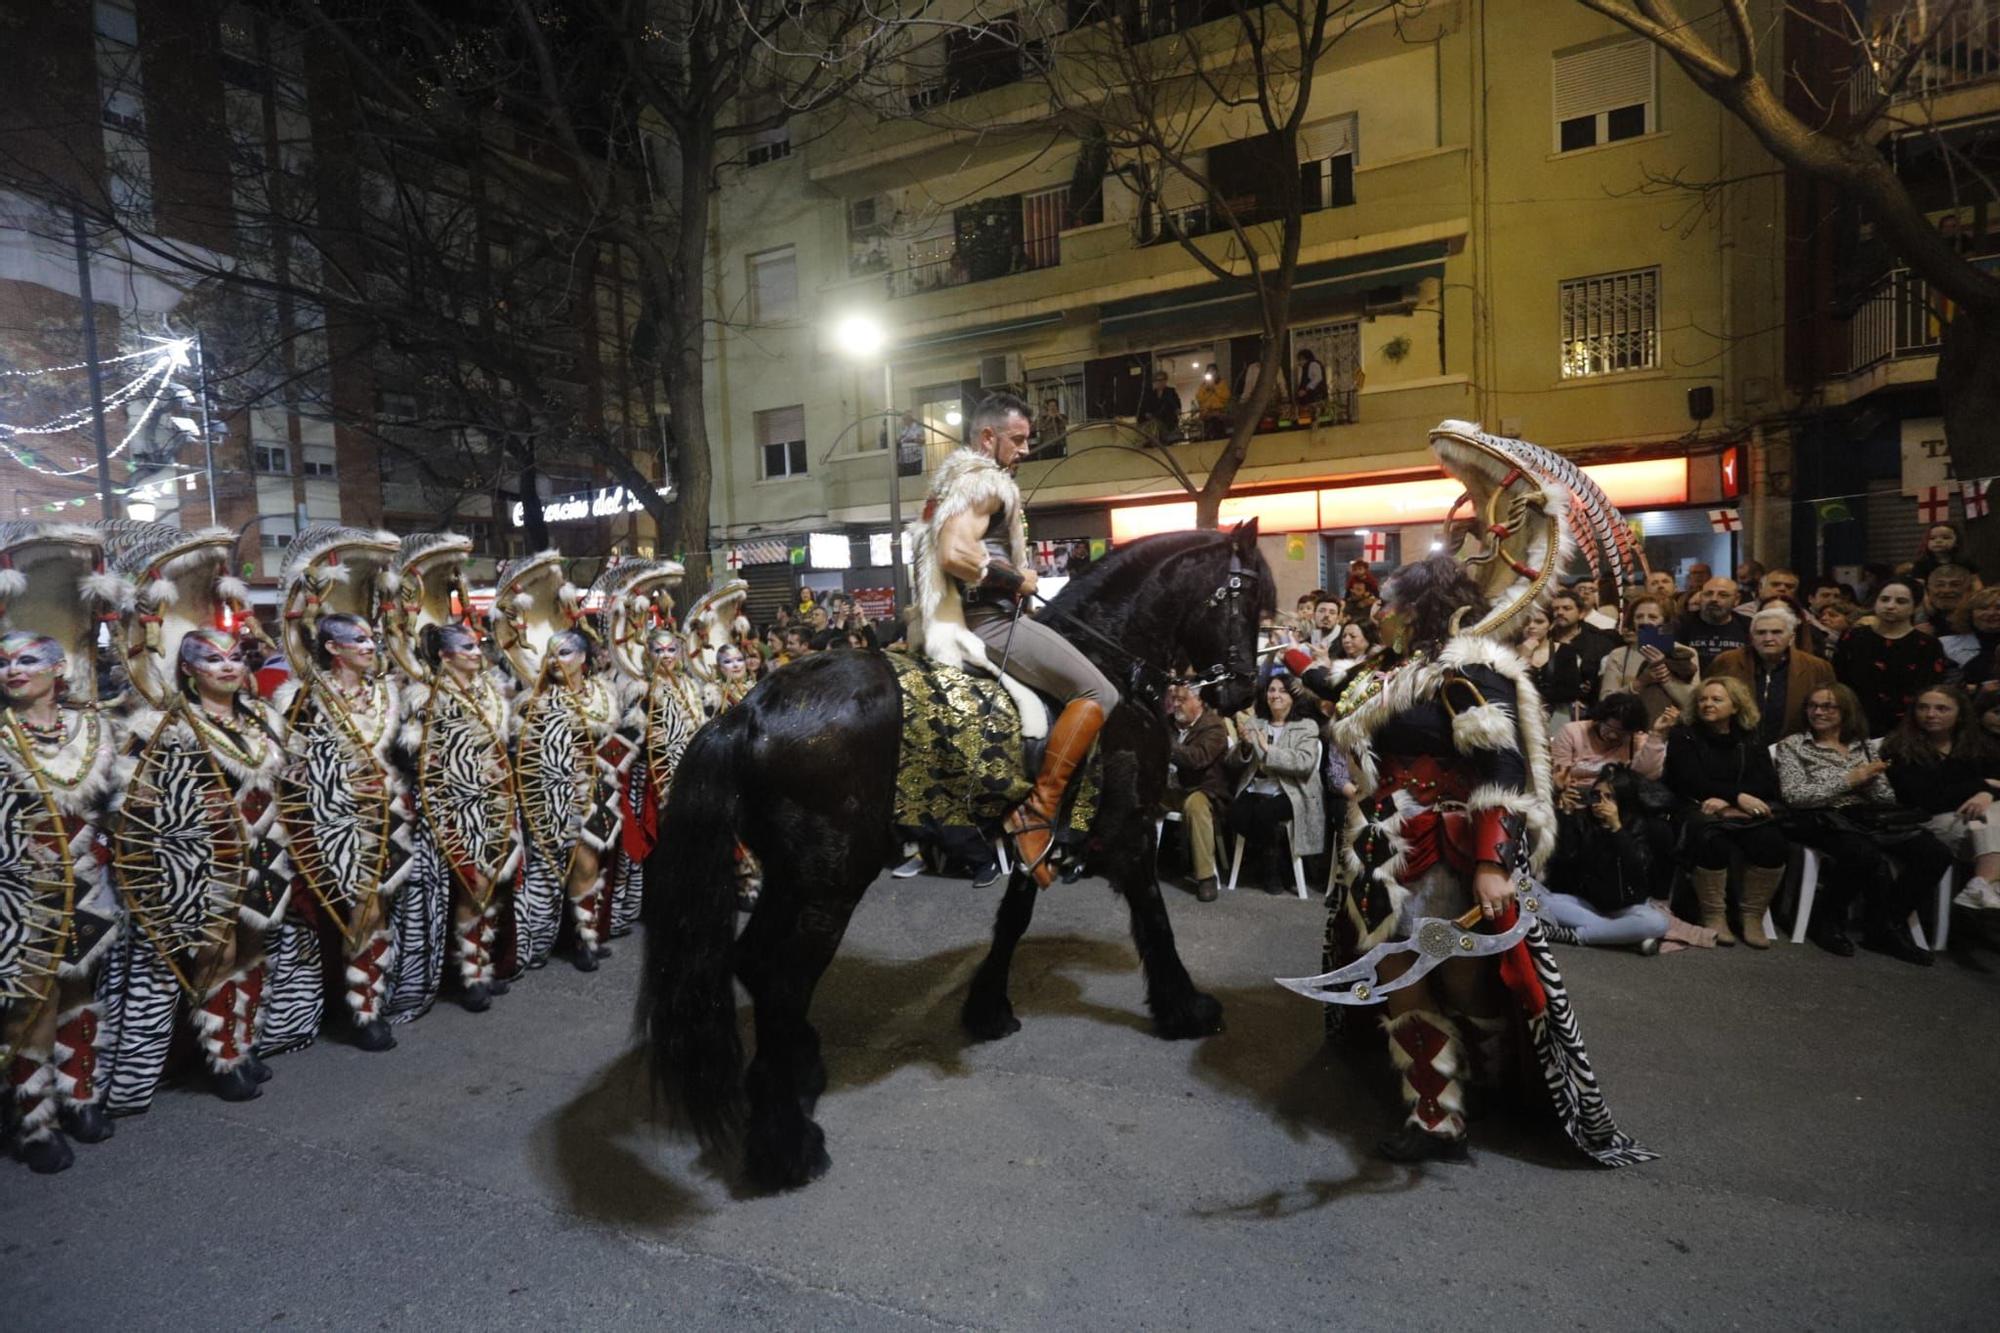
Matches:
[1452,702,1520,755]
[0,568,26,600]
[81,570,131,609]
[215,575,249,602]
[910,449,1026,674]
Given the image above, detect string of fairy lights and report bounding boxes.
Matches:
[0,336,193,490]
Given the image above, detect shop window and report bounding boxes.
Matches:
[1560,266,1660,378]
[756,405,808,479]
[1554,39,1654,153]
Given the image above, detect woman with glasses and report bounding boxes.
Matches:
[1775,685,1952,960]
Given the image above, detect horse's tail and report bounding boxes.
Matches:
[638,709,748,1150]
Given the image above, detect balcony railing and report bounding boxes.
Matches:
[1854,2,2000,104]
[1846,267,1945,372]
[883,242,1060,298]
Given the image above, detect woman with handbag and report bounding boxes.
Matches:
[1775,684,1953,962]
[1663,677,1788,948]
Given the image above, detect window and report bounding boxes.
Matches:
[255,441,291,474]
[748,247,798,323]
[258,515,298,550]
[1560,267,1660,378]
[746,126,792,167]
[1554,39,1654,153]
[1026,363,1084,458]
[756,405,808,479]
[303,444,336,479]
[1298,117,1356,213]
[1289,321,1360,424]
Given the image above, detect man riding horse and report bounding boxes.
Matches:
[912,391,1116,887]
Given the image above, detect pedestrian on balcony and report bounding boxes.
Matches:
[1195,364,1231,439]
[1139,369,1182,444]
[1294,347,1327,416]
[1033,398,1068,453]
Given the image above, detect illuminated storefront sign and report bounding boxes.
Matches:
[509,484,670,528]
[1108,458,1689,542]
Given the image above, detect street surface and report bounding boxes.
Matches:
[6,871,1996,1330]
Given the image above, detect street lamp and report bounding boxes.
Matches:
[833,312,906,609]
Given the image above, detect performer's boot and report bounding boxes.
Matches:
[459,904,497,1011]
[1378,1010,1470,1164]
[1864,889,1935,966]
[1692,866,1735,946]
[52,1001,112,1144]
[1738,864,1783,950]
[1004,700,1106,889]
[1460,1013,1512,1115]
[8,1053,72,1174]
[570,884,602,973]
[197,971,260,1102]
[344,931,397,1052]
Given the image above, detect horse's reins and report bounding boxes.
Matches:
[1022,550,1261,694]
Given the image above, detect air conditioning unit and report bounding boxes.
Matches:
[979,352,1025,389]
[1363,283,1413,316]
[849,195,887,237]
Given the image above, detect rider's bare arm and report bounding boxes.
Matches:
[938,501,1038,598]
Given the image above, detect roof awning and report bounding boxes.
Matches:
[896,311,1066,353]
[1094,240,1452,350]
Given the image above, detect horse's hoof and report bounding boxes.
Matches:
[961,998,1022,1042]
[1153,991,1224,1040]
[745,1121,831,1192]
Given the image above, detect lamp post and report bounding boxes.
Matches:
[833,314,905,609]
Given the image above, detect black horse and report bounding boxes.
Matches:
[639,523,1276,1190]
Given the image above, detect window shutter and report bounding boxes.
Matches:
[757,405,806,445]
[1298,116,1355,163]
[1553,39,1653,122]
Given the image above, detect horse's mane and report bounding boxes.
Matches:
[1046,529,1277,621]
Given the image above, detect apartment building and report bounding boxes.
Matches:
[1789,1,2000,575]
[699,0,1787,613]
[0,0,660,593]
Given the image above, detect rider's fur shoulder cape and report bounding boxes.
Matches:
[909,448,1028,672]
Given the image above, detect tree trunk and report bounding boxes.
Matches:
[1196,336,1285,528]
[662,122,715,589]
[1937,309,2000,572]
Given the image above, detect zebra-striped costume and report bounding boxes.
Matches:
[98,700,289,1112]
[1320,635,1654,1167]
[608,674,698,937]
[511,676,625,972]
[263,677,414,1050]
[1,707,118,1152]
[395,672,521,1009]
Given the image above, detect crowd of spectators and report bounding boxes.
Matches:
[1155,532,2000,967]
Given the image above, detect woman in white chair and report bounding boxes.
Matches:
[1227,673,1325,890]
[1775,684,1952,962]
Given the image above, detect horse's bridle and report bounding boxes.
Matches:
[1033,549,1259,697]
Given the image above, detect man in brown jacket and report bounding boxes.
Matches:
[1707,606,1836,745]
[1162,682,1232,901]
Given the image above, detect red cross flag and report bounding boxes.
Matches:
[724,548,743,571]
[1963,478,1991,521]
[1707,508,1741,534]
[1918,486,1952,525]
[1034,540,1057,564]
[1361,531,1388,562]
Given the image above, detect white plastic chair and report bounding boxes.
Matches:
[1786,845,1953,949]
[1222,740,1318,901]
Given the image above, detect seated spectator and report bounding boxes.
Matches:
[1571,578,1620,631]
[742,641,768,682]
[1912,522,1977,582]
[1941,585,2000,681]
[1886,686,2000,923]
[1834,579,1948,736]
[1162,682,1233,902]
[1664,677,1788,948]
[1332,617,1380,672]
[843,626,878,651]
[1549,588,1620,704]
[780,626,812,661]
[1521,603,1584,729]
[1776,684,1954,961]
[1551,692,1670,796]
[1918,562,1976,631]
[1540,763,1673,953]
[1707,605,1836,746]
[1597,595,1698,726]
[1226,674,1325,890]
[1678,577,1751,668]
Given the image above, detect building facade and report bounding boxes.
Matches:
[698,0,1788,615]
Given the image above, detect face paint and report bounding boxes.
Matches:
[180,630,247,698]
[0,633,66,707]
[719,648,746,680]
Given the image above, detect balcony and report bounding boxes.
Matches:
[874,187,1066,299]
[1855,2,2000,105]
[1846,267,1945,372]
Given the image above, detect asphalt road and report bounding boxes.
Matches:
[6,872,1997,1331]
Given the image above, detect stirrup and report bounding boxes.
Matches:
[1004,810,1058,871]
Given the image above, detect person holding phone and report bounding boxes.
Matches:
[1598,595,1698,726]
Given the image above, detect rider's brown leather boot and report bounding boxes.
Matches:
[1005,699,1106,888]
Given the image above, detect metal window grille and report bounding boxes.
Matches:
[1559,267,1659,378]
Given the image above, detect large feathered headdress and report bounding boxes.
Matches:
[588,558,686,683]
[1430,420,1644,637]
[0,521,111,703]
[98,520,250,707]
[384,531,475,682]
[278,524,401,682]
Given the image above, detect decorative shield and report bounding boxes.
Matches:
[385,531,475,682]
[97,520,251,708]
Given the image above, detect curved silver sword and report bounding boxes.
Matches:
[1275,887,1547,1006]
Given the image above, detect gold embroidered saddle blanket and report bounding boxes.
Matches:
[886,651,1099,835]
